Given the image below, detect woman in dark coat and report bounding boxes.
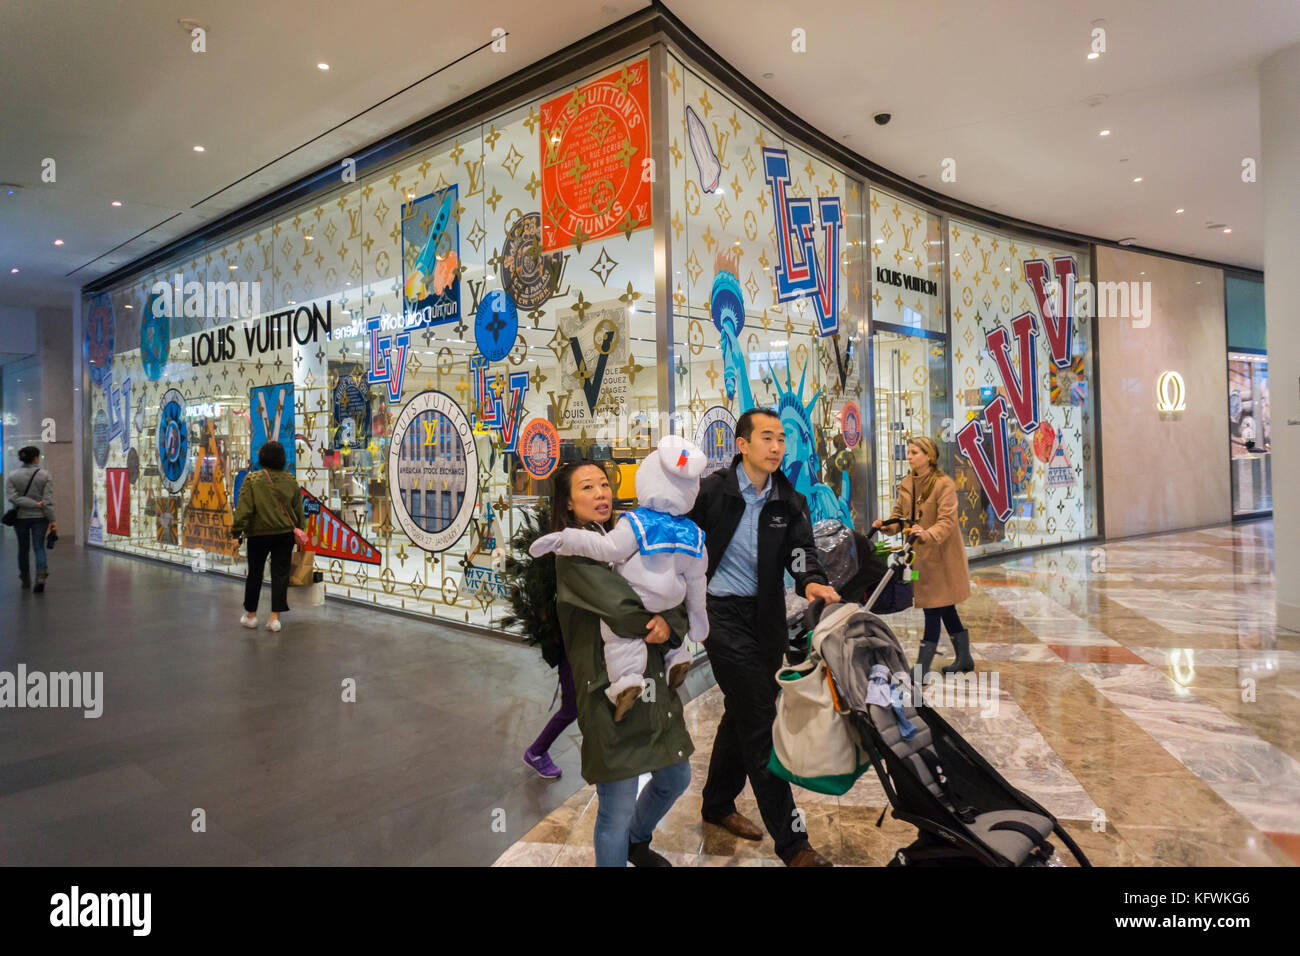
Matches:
[549,460,694,867]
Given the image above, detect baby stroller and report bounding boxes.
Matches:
[799,529,1092,868]
[785,520,910,664]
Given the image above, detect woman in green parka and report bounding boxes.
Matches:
[549,460,694,868]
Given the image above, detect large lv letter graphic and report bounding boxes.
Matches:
[985,311,1040,433]
[1023,257,1077,369]
[762,147,842,337]
[366,317,409,403]
[955,397,1013,523]
[471,355,529,453]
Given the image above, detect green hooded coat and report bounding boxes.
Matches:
[554,553,695,785]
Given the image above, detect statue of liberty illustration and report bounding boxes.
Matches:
[770,358,853,527]
[712,252,755,413]
[712,252,852,527]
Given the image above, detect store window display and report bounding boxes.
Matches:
[82,53,661,629]
[665,54,870,535]
[948,222,1098,556]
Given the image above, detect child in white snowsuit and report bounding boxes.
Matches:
[530,435,709,721]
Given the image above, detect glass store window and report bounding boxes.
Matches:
[948,221,1098,556]
[81,51,659,630]
[1225,275,1270,516]
[665,52,870,534]
[1228,351,1271,515]
[867,189,949,522]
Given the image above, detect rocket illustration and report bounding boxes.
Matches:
[686,106,722,193]
[405,190,455,301]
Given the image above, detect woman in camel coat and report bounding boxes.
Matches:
[873,436,973,674]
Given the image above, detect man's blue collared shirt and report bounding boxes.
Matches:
[707,464,771,597]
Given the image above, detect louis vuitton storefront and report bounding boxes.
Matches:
[76,8,1100,635]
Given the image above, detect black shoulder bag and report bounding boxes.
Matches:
[3,471,40,527]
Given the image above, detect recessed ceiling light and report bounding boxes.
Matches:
[1133,177,1143,182]
[9,268,17,274]
[1087,52,1100,60]
[1004,267,1010,272]
[1099,129,1110,136]
[317,62,330,71]
[1223,227,1232,234]
[53,239,63,245]
[1139,271,1145,276]
[193,145,205,152]
[1176,208,1184,214]
[124,303,133,309]
[303,235,313,240]
[228,264,237,270]
[111,200,122,207]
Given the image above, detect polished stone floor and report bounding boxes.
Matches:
[495,521,1300,867]
[0,541,636,865]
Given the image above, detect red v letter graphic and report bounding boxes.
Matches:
[955,397,1013,523]
[1023,257,1077,369]
[985,311,1041,433]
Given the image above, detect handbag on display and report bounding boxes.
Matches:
[288,548,316,587]
[3,471,40,526]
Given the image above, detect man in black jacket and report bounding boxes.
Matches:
[688,407,840,866]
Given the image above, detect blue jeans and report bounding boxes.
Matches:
[593,760,691,867]
[14,517,49,578]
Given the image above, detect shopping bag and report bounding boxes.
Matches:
[768,654,871,795]
[288,548,315,587]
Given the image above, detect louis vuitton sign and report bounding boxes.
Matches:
[875,267,938,297]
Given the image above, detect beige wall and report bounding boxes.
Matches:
[1096,246,1229,538]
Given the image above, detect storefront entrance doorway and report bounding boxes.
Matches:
[871,324,949,521]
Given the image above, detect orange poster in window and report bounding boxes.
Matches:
[539,59,652,251]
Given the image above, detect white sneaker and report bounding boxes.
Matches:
[240,613,258,629]
[266,619,282,633]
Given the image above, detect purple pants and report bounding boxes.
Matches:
[530,658,578,755]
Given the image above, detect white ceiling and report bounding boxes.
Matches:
[1,0,1291,311]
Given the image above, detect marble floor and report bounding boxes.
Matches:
[495,521,1300,867]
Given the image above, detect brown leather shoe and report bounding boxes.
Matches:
[703,811,763,841]
[786,847,833,867]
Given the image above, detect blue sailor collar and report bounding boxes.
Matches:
[622,507,705,559]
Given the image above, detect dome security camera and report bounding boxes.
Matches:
[873,112,892,126]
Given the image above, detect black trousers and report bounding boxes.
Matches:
[922,605,964,645]
[243,532,294,613]
[701,595,810,861]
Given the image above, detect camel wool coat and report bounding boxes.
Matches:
[888,471,971,609]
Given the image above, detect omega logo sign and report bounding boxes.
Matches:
[1157,370,1187,412]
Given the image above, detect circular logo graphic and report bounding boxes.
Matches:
[694,406,737,474]
[1033,421,1056,463]
[84,294,116,386]
[519,418,560,481]
[92,409,110,468]
[840,401,862,450]
[474,289,518,362]
[127,446,140,484]
[501,213,562,310]
[140,290,170,381]
[539,60,652,250]
[388,390,478,553]
[157,388,190,493]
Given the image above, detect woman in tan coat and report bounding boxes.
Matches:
[873,436,973,674]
